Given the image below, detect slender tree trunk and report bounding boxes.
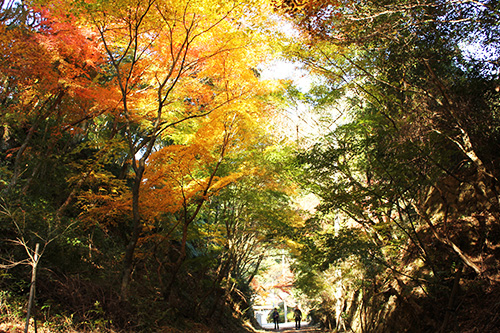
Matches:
[9,124,37,191]
[164,133,230,302]
[25,243,39,333]
[247,254,264,286]
[440,264,462,333]
[120,165,145,300]
[164,218,189,303]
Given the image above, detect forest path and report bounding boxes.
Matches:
[272,328,321,333]
[261,327,322,333]
[259,322,323,332]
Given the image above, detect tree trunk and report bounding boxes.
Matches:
[439,264,462,333]
[25,243,39,333]
[120,165,145,300]
[164,213,191,303]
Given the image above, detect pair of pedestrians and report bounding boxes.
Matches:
[271,306,303,330]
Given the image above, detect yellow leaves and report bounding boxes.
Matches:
[26,0,289,235]
[143,144,208,213]
[140,99,260,220]
[75,0,276,124]
[210,172,244,193]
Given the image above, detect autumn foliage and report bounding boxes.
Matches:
[0,0,294,331]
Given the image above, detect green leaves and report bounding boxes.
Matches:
[280,1,500,331]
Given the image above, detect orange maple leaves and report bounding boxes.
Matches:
[3,0,285,282]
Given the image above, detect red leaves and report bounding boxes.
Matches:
[1,5,117,129]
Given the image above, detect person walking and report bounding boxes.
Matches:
[294,305,302,329]
[272,308,280,330]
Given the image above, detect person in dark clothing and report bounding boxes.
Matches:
[272,308,280,330]
[294,306,302,329]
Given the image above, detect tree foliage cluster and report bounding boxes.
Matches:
[0,0,298,331]
[280,0,500,331]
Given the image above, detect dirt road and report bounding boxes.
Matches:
[259,322,324,332]
[273,328,322,333]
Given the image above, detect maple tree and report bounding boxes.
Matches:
[34,0,282,299]
[0,3,113,195]
[1,0,297,327]
[0,0,297,330]
[198,141,299,311]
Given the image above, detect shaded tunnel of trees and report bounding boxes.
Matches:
[1,0,500,332]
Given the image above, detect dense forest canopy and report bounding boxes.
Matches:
[285,0,500,332]
[1,0,500,332]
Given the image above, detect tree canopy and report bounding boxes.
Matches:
[279,0,500,331]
